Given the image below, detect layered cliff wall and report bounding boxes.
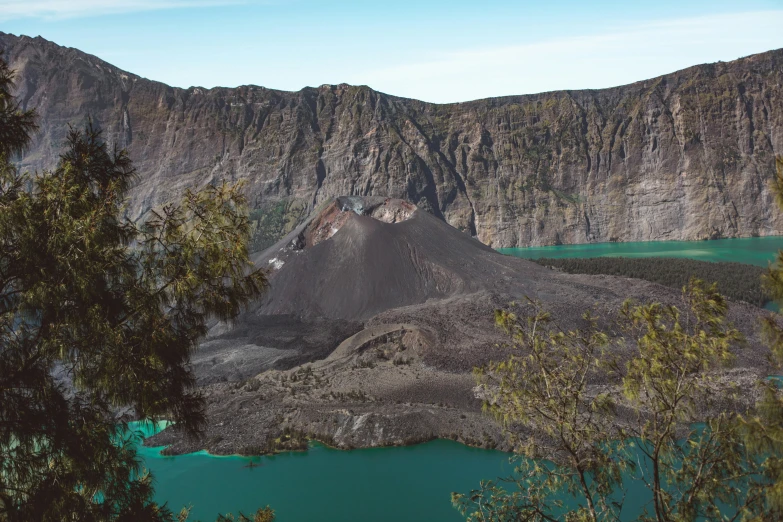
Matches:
[3,32,782,248]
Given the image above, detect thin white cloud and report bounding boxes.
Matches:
[0,0,249,20]
[349,10,783,103]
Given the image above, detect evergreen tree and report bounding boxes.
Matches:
[0,54,267,520]
[738,156,783,520]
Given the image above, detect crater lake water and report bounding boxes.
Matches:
[139,236,783,521]
[132,422,514,522]
[133,422,654,522]
[498,235,783,266]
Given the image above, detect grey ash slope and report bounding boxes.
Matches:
[154,198,775,455]
[196,196,541,382]
[252,197,540,320]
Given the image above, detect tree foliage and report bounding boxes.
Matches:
[459,155,783,521]
[459,303,622,522]
[215,507,275,522]
[0,55,36,159]
[734,155,783,521]
[456,281,767,521]
[0,55,268,520]
[617,281,760,521]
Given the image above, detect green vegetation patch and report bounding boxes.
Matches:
[249,199,309,252]
[534,256,767,306]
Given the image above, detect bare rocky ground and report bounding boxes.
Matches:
[148,198,776,455]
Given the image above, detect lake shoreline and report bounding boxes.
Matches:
[139,426,514,460]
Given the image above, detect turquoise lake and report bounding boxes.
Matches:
[139,236,783,521]
[498,235,783,267]
[133,422,514,522]
[133,422,653,522]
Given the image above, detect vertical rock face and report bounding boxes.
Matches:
[3,32,783,248]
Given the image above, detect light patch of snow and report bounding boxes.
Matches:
[268,257,284,270]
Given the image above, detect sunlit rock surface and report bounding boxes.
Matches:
[3,32,783,249]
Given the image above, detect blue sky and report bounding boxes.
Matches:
[2,0,783,103]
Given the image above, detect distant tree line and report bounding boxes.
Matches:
[534,256,767,307]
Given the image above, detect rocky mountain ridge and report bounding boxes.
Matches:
[2,32,783,248]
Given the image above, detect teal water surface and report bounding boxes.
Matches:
[498,236,783,267]
[134,236,783,521]
[131,422,514,522]
[128,423,677,522]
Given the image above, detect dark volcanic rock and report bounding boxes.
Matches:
[252,197,539,320]
[192,315,361,384]
[149,197,775,455]
[3,32,783,248]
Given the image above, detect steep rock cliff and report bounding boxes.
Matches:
[3,32,782,248]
